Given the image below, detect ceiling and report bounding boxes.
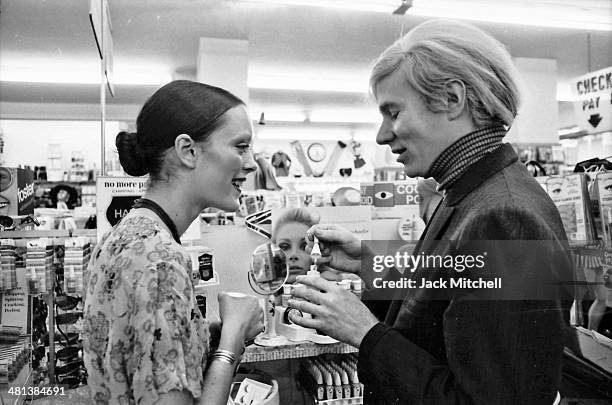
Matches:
[1,0,611,126]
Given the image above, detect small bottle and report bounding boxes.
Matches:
[281,284,292,307]
[66,266,76,294]
[307,264,320,277]
[28,267,38,295]
[310,236,322,272]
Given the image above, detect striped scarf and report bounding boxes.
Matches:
[426,126,507,191]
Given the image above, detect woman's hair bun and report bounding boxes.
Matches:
[116,131,148,176]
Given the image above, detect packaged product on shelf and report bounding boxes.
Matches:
[546,174,594,244]
[517,145,537,163]
[0,167,34,216]
[360,183,373,206]
[0,337,31,383]
[26,265,42,295]
[63,237,91,296]
[536,145,553,163]
[299,355,363,402]
[241,194,261,215]
[0,326,21,344]
[1,260,16,291]
[233,378,273,405]
[596,172,612,247]
[185,245,214,282]
[0,239,17,290]
[551,145,566,163]
[64,265,82,295]
[25,238,53,294]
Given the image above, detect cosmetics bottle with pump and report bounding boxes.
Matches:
[309,236,322,277]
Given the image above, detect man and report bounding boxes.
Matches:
[288,19,571,404]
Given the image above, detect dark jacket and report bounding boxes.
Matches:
[359,144,571,404]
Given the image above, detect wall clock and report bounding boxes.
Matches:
[307,142,327,162]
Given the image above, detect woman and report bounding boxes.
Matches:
[271,208,319,283]
[272,208,357,282]
[83,80,264,405]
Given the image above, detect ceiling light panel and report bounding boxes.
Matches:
[244,0,612,31]
[0,65,172,86]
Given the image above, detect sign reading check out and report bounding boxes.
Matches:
[571,66,612,134]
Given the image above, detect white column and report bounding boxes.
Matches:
[507,58,559,144]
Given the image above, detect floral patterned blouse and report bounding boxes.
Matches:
[83,213,209,404]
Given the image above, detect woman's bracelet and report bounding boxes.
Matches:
[208,349,240,367]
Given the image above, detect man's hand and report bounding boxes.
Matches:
[288,275,378,348]
[306,224,362,274]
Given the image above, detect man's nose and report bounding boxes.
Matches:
[376,120,394,145]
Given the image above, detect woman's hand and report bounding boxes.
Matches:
[306,224,362,274]
[198,293,264,405]
[217,292,264,347]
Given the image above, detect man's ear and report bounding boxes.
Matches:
[174,134,199,169]
[444,80,467,120]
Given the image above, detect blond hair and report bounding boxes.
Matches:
[370,19,521,127]
[272,208,319,242]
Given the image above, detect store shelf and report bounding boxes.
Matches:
[0,230,70,239]
[0,230,96,242]
[243,341,357,363]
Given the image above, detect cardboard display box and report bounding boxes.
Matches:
[0,167,34,216]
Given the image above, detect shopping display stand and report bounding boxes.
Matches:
[243,341,357,364]
[0,229,70,382]
[0,231,61,405]
[0,229,96,401]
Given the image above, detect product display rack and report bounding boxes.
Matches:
[243,341,357,363]
[0,230,63,392]
[513,142,569,176]
[0,229,95,400]
[0,245,35,405]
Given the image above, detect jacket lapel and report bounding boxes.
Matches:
[386,200,455,313]
[416,200,455,254]
[423,202,454,242]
